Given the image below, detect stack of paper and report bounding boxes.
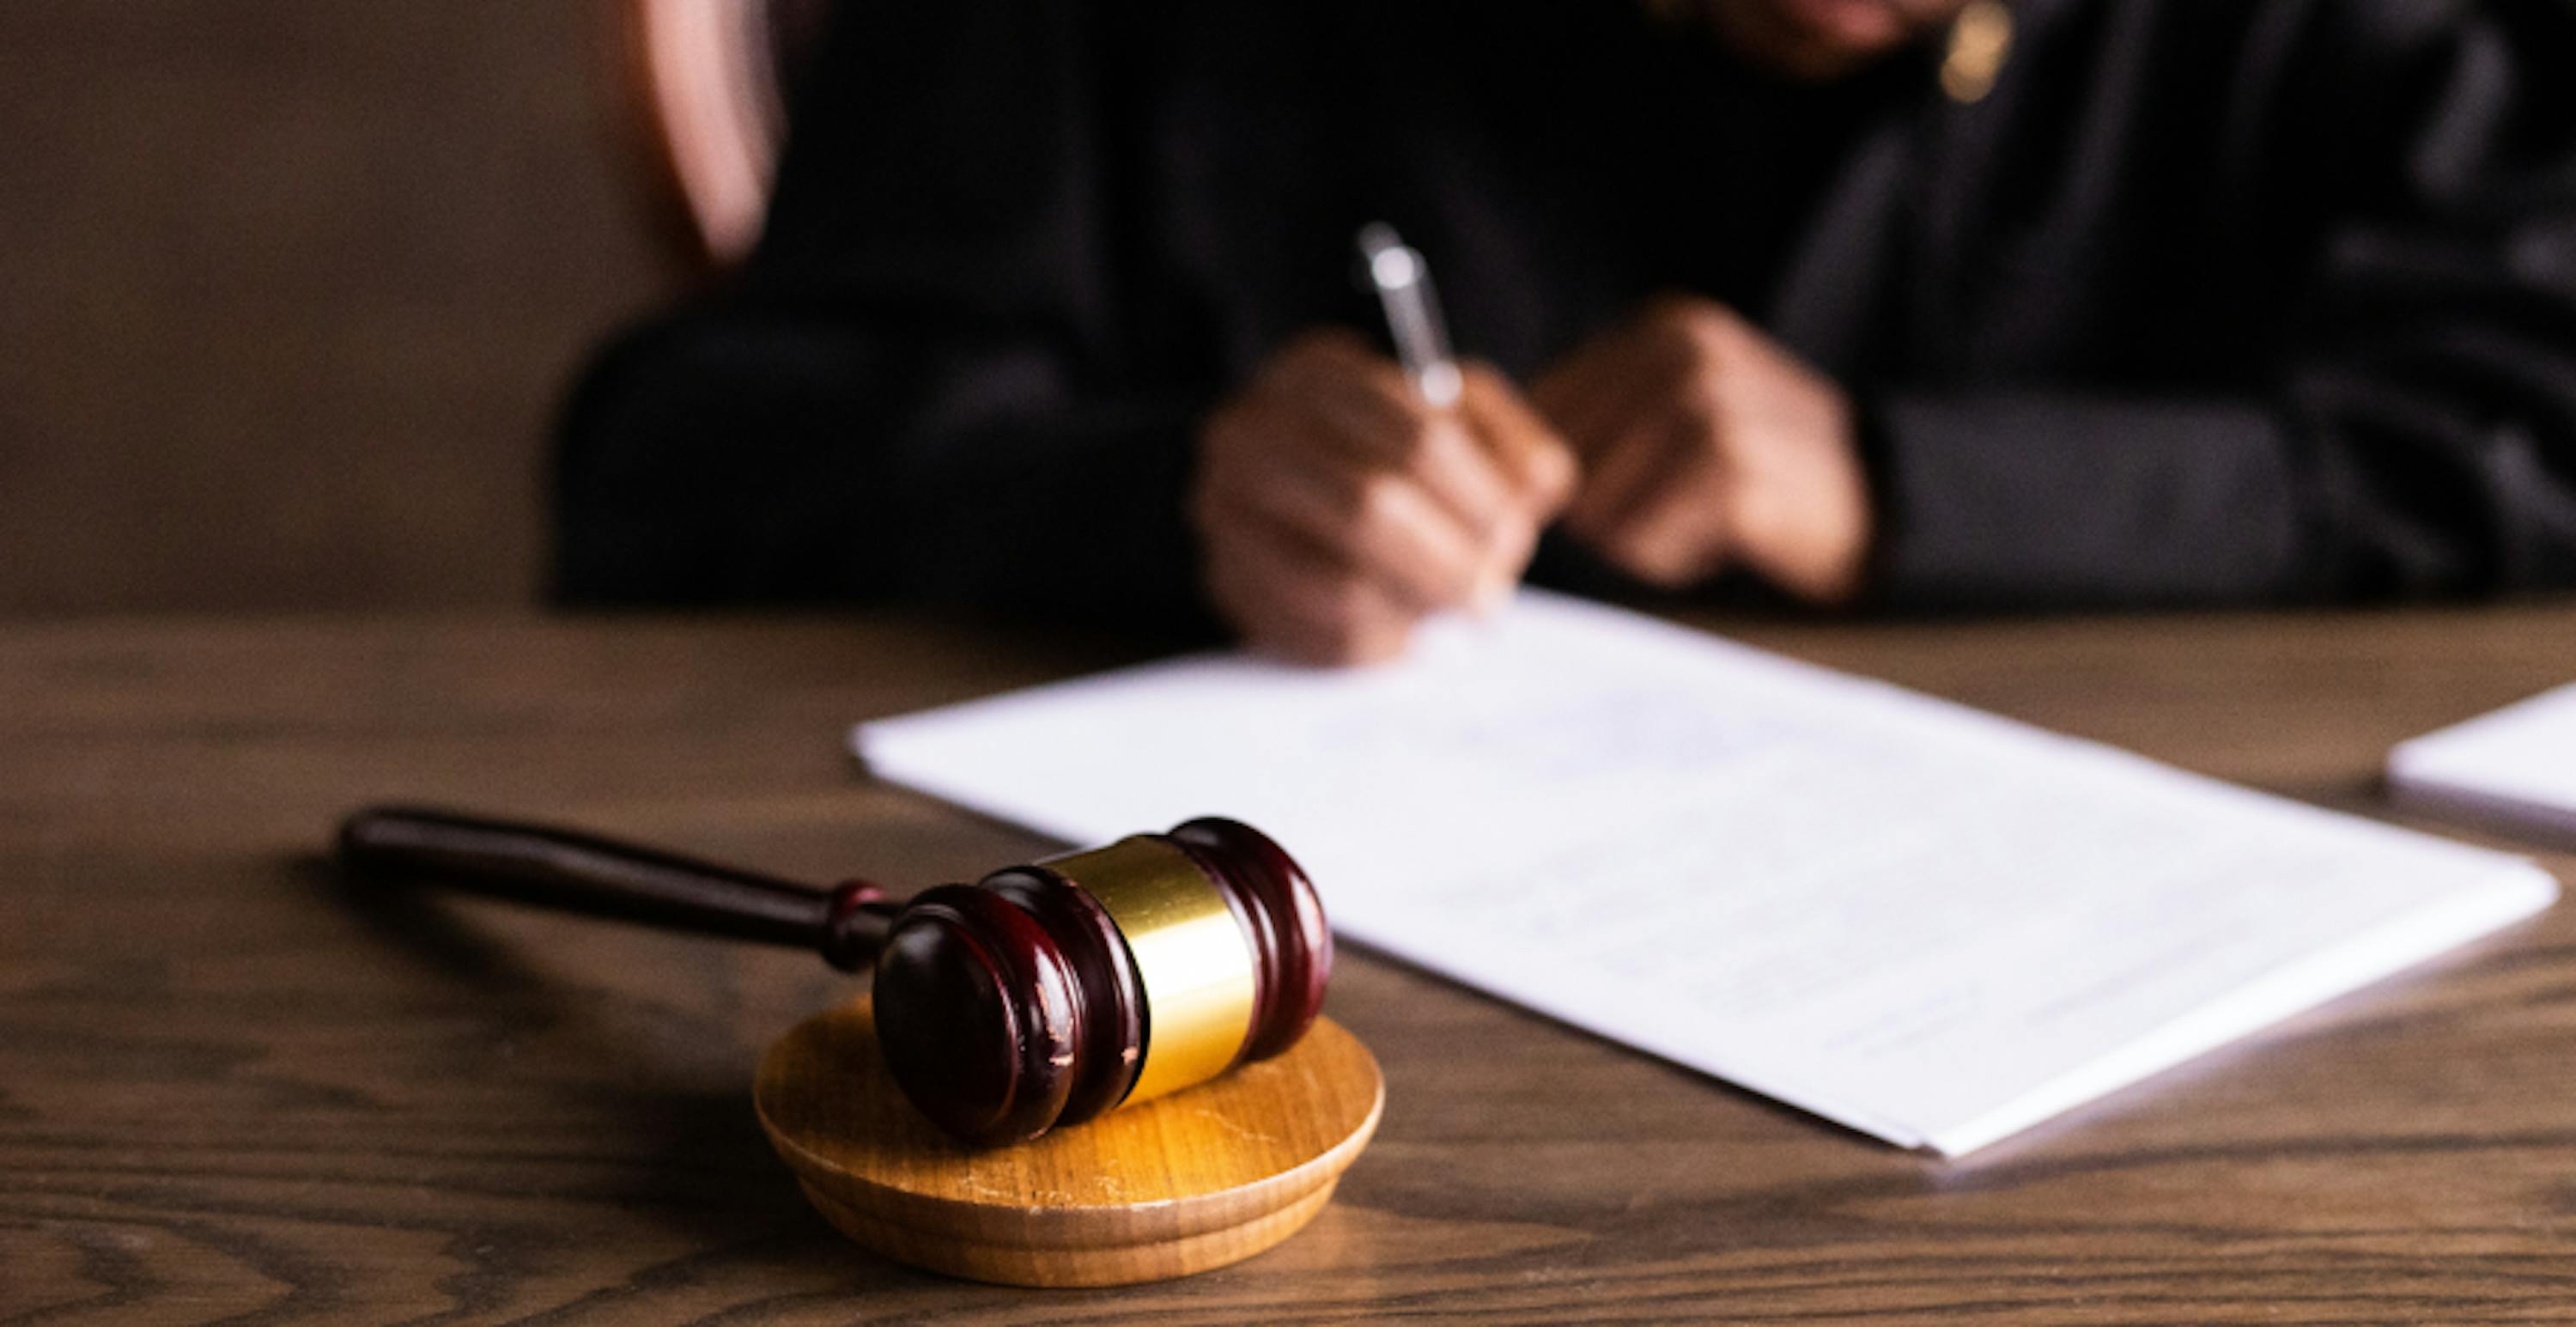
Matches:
[855,593,2555,1156]
[2390,684,2576,841]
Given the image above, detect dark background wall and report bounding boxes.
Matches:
[0,2,675,615]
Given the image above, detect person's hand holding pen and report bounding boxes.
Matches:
[1193,334,1572,666]
[1190,228,1573,666]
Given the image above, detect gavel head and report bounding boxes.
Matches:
[869,818,1331,1145]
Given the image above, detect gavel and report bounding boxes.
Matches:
[336,807,1331,1145]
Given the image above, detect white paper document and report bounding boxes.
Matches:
[2390,683,2576,840]
[855,593,2557,1156]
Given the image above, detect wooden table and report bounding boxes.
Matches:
[4,606,2573,1323]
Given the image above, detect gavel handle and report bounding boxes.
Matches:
[335,806,895,970]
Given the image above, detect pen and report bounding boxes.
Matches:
[1360,221,1517,618]
[1357,222,1463,409]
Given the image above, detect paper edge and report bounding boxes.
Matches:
[846,605,2570,1159]
[1919,860,2559,1157]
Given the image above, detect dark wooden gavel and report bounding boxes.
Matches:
[336,807,1332,1145]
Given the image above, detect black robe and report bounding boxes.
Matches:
[556,0,2576,624]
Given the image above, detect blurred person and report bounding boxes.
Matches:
[558,0,2576,663]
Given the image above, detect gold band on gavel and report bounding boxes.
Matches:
[1043,836,1256,1105]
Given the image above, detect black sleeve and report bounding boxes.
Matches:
[553,1,1211,627]
[1867,2,2576,610]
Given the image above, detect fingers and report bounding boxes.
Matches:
[1561,406,1732,588]
[1563,403,1688,539]
[1195,332,1570,664]
[1529,324,1652,459]
[1262,332,1421,453]
[1531,298,1733,460]
[1200,509,1416,666]
[1216,438,1492,616]
[1542,295,1874,600]
[1236,335,1561,586]
[1589,436,1730,587]
[1273,337,1537,553]
[1543,297,1750,588]
[1457,363,1577,518]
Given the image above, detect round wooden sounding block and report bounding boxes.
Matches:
[756,996,1383,1287]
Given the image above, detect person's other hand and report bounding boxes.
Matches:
[1533,296,1873,603]
[1193,330,1575,666]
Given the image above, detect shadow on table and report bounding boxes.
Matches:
[291,853,967,1301]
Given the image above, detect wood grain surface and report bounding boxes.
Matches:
[756,998,1381,1286]
[3,605,2573,1323]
